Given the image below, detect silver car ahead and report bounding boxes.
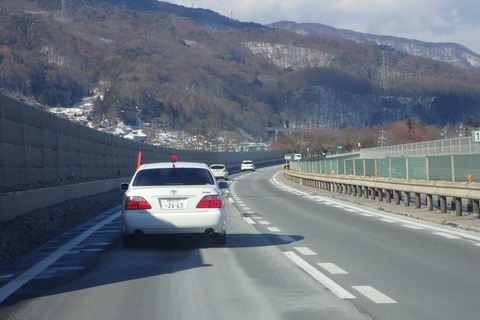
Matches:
[241,160,255,172]
[120,162,228,247]
[210,164,229,180]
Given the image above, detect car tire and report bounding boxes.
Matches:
[212,232,227,247]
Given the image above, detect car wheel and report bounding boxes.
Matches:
[212,232,227,247]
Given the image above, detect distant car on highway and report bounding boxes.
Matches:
[120,160,228,247]
[241,160,255,172]
[210,164,229,180]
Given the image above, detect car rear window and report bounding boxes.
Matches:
[210,165,225,170]
[132,168,215,186]
[243,161,252,164]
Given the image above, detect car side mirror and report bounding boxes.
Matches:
[120,183,129,191]
[218,181,229,189]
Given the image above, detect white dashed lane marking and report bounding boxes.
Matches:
[258,221,271,225]
[318,263,348,275]
[352,286,397,304]
[294,247,317,256]
[284,252,356,300]
[267,227,281,232]
[243,217,255,224]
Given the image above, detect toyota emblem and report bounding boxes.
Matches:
[170,190,177,195]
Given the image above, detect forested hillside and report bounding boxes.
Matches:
[1,0,480,145]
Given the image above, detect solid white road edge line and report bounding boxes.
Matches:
[0,208,121,304]
[284,251,355,300]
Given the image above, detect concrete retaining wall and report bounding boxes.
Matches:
[0,94,285,222]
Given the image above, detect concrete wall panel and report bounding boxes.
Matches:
[57,134,69,151]
[2,96,24,122]
[25,125,43,147]
[25,146,43,167]
[70,137,81,152]
[44,149,59,167]
[42,111,63,132]
[3,120,24,145]
[3,168,26,186]
[44,167,59,182]
[24,107,42,128]
[42,130,58,150]
[26,168,44,184]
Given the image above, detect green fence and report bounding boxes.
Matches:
[291,154,480,183]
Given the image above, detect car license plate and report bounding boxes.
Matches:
[160,199,187,210]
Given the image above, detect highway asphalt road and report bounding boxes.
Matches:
[1,166,480,319]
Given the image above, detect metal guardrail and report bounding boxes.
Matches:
[283,169,480,218]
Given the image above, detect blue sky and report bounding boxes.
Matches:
[168,0,480,54]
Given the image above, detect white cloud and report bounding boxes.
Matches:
[169,0,480,53]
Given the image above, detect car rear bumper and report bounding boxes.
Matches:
[122,210,226,235]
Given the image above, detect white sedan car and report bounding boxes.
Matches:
[241,160,255,172]
[120,161,228,247]
[210,164,229,180]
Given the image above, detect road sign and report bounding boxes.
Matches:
[474,131,480,142]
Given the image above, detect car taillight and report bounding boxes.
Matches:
[125,196,152,210]
[196,195,222,208]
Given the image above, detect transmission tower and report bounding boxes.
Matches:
[380,51,387,89]
[60,0,67,22]
[378,128,386,147]
[171,13,177,29]
[288,41,296,69]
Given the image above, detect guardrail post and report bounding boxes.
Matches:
[473,200,479,218]
[415,193,421,208]
[364,186,369,199]
[378,189,384,202]
[370,187,376,200]
[404,192,411,207]
[394,190,401,205]
[426,194,433,211]
[453,197,462,216]
[439,196,447,213]
[386,189,392,203]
